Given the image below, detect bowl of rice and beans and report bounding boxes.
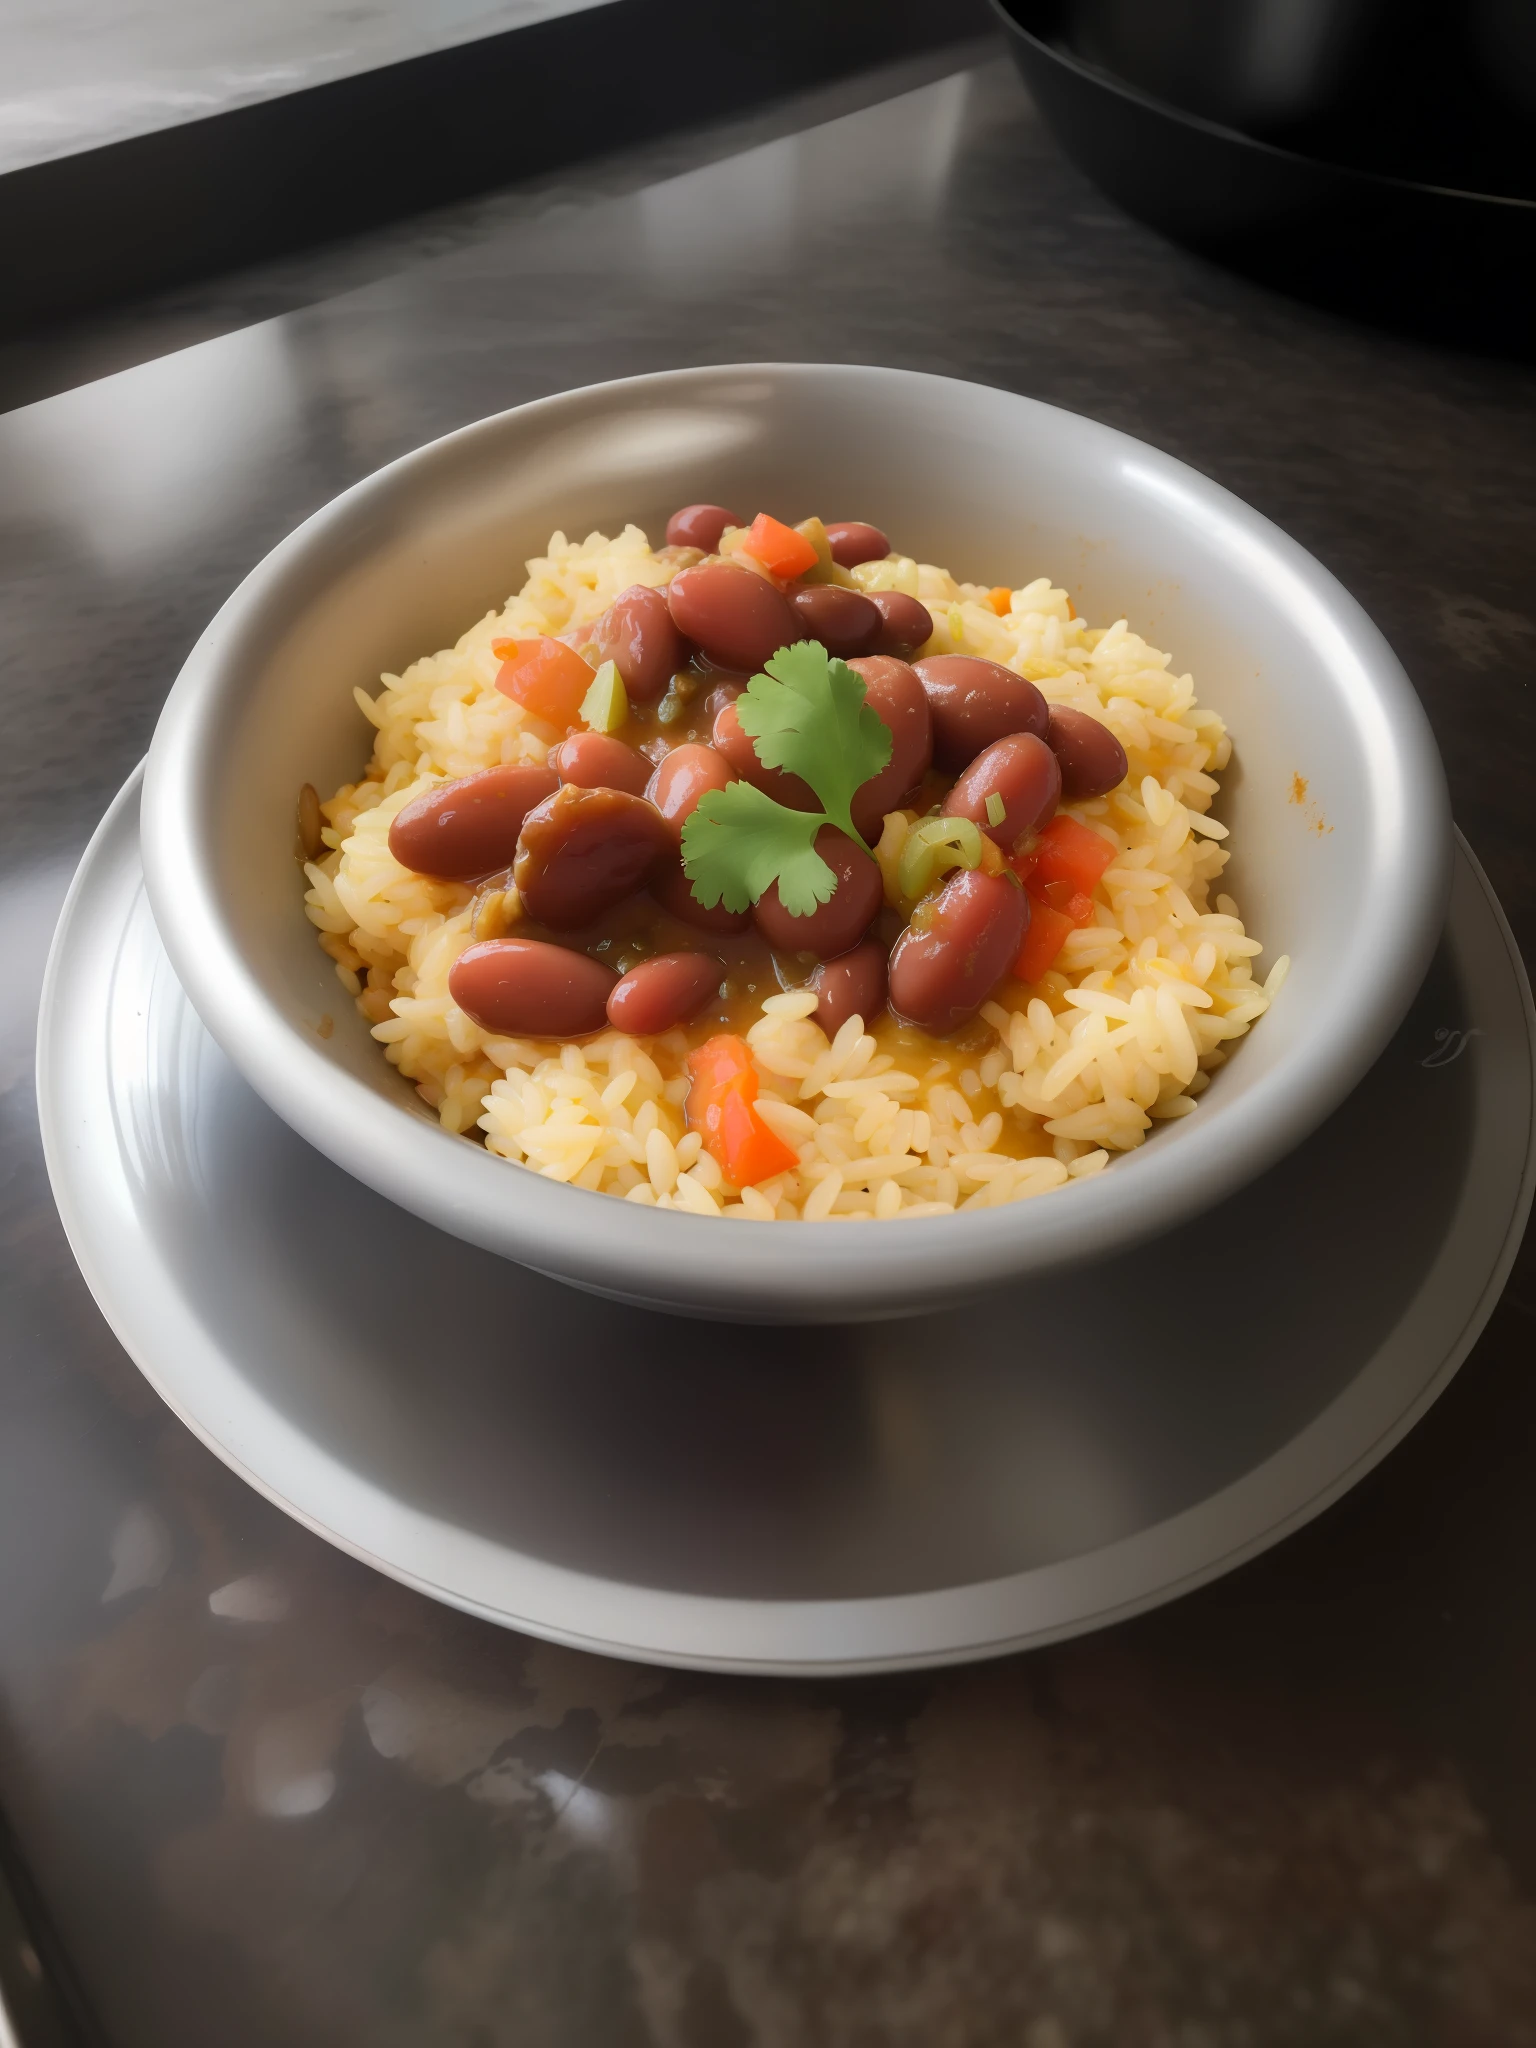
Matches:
[305,503,1277,1223]
[141,366,1450,1320]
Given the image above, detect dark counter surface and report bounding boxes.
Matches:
[2,50,1535,2048]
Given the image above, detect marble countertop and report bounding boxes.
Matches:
[1,50,1534,2048]
[0,0,610,175]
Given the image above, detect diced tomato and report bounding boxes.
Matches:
[686,1035,799,1187]
[1016,815,1116,896]
[492,637,595,728]
[687,1035,754,1096]
[1010,820,1110,979]
[741,513,819,583]
[716,1082,799,1187]
[1032,879,1097,922]
[985,586,1012,616]
[1014,897,1076,983]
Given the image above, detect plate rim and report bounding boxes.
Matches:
[36,766,1536,1674]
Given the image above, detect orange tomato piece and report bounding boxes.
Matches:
[1017,815,1116,896]
[1014,897,1077,983]
[1032,878,1098,922]
[741,513,819,583]
[686,1034,799,1187]
[985,586,1012,616]
[717,1082,799,1187]
[493,637,595,728]
[687,1034,754,1095]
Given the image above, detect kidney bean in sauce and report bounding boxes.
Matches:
[513,785,671,928]
[1047,707,1130,800]
[387,764,560,880]
[865,591,933,660]
[824,521,890,568]
[667,562,797,673]
[607,952,721,1034]
[712,699,819,812]
[888,870,1030,1033]
[846,656,934,842]
[788,584,879,656]
[647,742,736,837]
[913,655,1049,771]
[650,857,753,933]
[753,828,883,958]
[449,937,616,1036]
[943,732,1061,847]
[809,939,888,1039]
[550,730,651,797]
[666,503,738,552]
[586,584,685,703]
[700,678,746,726]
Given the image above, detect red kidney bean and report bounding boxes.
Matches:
[650,857,752,933]
[866,591,933,660]
[1047,707,1130,800]
[788,583,879,656]
[824,521,890,568]
[913,654,1049,770]
[666,503,738,552]
[809,939,888,1038]
[550,731,651,797]
[700,678,746,726]
[607,951,721,1034]
[449,937,616,1036]
[943,732,1062,847]
[387,764,560,879]
[586,584,685,703]
[646,741,735,837]
[888,870,1030,1033]
[713,699,819,811]
[667,562,797,673]
[753,828,883,958]
[513,785,671,928]
[846,655,934,842]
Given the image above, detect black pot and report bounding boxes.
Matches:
[991,0,1536,352]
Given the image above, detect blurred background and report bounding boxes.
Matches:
[2,0,1530,399]
[1000,0,1535,347]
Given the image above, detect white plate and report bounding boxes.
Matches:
[37,768,1535,1674]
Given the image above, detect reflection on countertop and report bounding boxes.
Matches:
[1,52,1535,2048]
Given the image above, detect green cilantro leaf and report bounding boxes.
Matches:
[677,640,891,920]
[680,783,836,915]
[735,641,891,844]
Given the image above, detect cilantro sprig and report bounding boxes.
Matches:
[680,642,891,917]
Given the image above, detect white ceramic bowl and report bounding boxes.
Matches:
[141,364,1451,1321]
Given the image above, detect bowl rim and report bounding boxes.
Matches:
[140,361,1452,1318]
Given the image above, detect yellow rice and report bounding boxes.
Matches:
[302,525,1287,1220]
